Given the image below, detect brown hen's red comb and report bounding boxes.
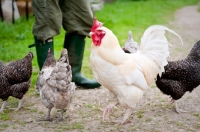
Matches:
[91,18,103,31]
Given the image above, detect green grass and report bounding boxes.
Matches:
[0,124,9,129]
[0,0,199,95]
[0,110,12,121]
[198,3,200,12]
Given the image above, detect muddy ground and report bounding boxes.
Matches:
[1,4,200,132]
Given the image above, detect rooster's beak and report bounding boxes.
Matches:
[89,32,94,37]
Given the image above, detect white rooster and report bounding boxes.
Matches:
[89,19,182,125]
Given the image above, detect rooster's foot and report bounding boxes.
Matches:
[103,107,113,122]
[103,102,119,122]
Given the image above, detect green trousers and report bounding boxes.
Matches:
[32,0,100,88]
[31,0,93,41]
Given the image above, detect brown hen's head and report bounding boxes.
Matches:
[90,18,106,46]
[27,52,34,60]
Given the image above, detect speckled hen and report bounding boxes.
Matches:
[39,48,76,121]
[156,40,200,113]
[0,52,33,113]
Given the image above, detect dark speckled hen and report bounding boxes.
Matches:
[156,40,200,113]
[0,52,33,113]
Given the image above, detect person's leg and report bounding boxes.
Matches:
[60,0,100,88]
[31,0,62,70]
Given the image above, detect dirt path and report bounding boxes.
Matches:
[167,4,200,60]
[1,4,200,132]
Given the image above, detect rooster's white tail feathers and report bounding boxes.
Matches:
[139,25,183,77]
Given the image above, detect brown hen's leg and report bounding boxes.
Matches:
[9,99,23,111]
[170,98,175,104]
[174,101,188,114]
[0,101,7,113]
[15,99,23,111]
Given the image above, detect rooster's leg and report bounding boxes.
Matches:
[174,101,188,114]
[114,108,132,125]
[103,102,119,122]
[0,101,7,113]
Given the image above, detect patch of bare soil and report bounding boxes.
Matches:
[1,4,200,132]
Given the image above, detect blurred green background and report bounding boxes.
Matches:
[0,0,199,94]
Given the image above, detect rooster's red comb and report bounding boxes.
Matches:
[91,18,103,31]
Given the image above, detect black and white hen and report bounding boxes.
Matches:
[156,40,200,113]
[0,52,33,113]
[38,48,76,121]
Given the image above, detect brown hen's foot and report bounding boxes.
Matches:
[112,119,132,125]
[175,101,188,114]
[9,107,23,112]
[9,99,23,112]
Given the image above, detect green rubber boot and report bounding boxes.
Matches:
[34,37,54,70]
[64,34,101,89]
